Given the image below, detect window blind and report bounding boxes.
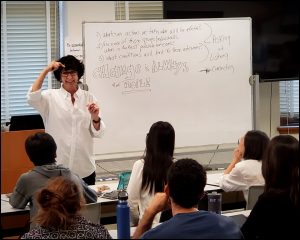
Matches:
[115,1,163,20]
[1,1,59,124]
[279,80,299,126]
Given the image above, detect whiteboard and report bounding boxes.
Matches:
[83,18,253,155]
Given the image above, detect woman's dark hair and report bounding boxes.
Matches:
[262,135,299,209]
[33,176,85,229]
[243,130,270,160]
[168,158,206,208]
[25,132,57,166]
[53,55,85,82]
[141,121,175,193]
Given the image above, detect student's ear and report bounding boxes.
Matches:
[164,184,170,197]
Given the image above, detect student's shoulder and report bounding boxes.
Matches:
[16,171,34,182]
[133,159,145,167]
[140,222,169,239]
[13,170,40,189]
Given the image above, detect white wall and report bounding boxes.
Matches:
[63,1,115,45]
[62,2,296,176]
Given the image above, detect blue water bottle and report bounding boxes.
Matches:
[117,190,130,239]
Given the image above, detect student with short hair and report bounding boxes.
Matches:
[21,176,112,239]
[241,135,299,239]
[133,158,243,239]
[9,132,97,228]
[127,121,175,226]
[219,130,270,202]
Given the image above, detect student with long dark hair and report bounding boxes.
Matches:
[241,135,299,239]
[127,121,175,226]
[219,130,270,202]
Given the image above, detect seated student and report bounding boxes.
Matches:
[127,121,175,226]
[219,130,270,202]
[133,158,243,239]
[9,132,97,228]
[21,176,112,239]
[241,135,299,240]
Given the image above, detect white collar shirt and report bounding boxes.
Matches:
[27,86,105,178]
[218,159,265,201]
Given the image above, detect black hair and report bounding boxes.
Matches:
[168,158,207,208]
[53,55,84,82]
[262,135,299,209]
[141,121,175,193]
[243,130,270,160]
[25,132,57,166]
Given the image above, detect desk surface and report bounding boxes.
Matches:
[94,171,222,195]
[1,195,30,215]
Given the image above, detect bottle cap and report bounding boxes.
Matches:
[118,190,128,200]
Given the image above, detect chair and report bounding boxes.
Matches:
[80,202,101,224]
[246,185,264,210]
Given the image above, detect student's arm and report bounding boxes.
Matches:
[31,61,64,92]
[88,94,106,136]
[132,193,169,239]
[224,147,243,174]
[9,175,30,209]
[219,162,247,192]
[80,179,98,203]
[127,160,143,226]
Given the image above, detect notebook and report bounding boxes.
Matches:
[101,171,131,200]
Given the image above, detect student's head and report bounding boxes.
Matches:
[53,55,84,82]
[145,121,175,157]
[25,132,57,166]
[262,135,299,208]
[240,130,270,160]
[167,158,207,208]
[33,175,85,229]
[142,121,175,193]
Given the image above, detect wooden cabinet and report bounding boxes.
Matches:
[1,129,44,193]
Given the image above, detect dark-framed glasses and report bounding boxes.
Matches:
[61,70,77,77]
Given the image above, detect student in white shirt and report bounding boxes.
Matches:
[127,121,175,226]
[27,55,105,185]
[219,130,270,201]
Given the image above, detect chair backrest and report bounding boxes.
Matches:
[80,202,101,224]
[246,185,264,210]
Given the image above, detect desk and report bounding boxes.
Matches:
[1,194,30,238]
[206,172,222,191]
[93,171,223,196]
[1,194,30,216]
[1,172,223,237]
[1,172,222,216]
[222,209,251,217]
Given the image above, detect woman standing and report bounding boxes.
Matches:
[27,55,105,185]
